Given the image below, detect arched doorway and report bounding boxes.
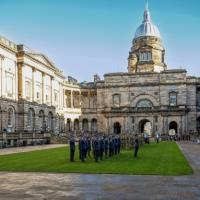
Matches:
[169,121,178,134]
[66,119,71,131]
[113,122,121,134]
[91,118,97,133]
[74,119,79,131]
[27,108,35,131]
[82,119,89,132]
[139,119,152,135]
[48,112,53,132]
[39,110,45,131]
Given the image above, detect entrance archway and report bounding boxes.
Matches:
[197,117,200,132]
[139,119,152,135]
[169,121,178,134]
[113,122,121,134]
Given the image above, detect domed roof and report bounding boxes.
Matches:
[134,5,161,39]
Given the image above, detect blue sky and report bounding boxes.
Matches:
[1,0,200,81]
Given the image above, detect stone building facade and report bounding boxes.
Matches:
[79,6,200,136]
[0,36,81,147]
[1,5,200,147]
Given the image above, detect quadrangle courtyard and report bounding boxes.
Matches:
[0,141,199,200]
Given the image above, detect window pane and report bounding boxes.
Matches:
[169,93,177,106]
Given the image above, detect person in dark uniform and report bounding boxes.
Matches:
[99,137,104,160]
[134,135,139,158]
[94,137,100,162]
[109,136,113,157]
[87,137,91,158]
[114,137,118,155]
[118,136,121,154]
[78,138,81,160]
[80,137,86,162]
[69,137,75,162]
[84,137,87,159]
[104,136,108,158]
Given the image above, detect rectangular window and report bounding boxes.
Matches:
[112,94,120,107]
[45,86,50,103]
[139,52,152,61]
[6,74,13,97]
[36,84,41,101]
[25,80,31,99]
[169,92,177,106]
[36,92,40,99]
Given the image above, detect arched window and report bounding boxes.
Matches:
[113,122,121,134]
[91,118,97,132]
[112,94,120,107]
[82,119,89,132]
[48,112,53,131]
[8,107,14,126]
[74,119,79,131]
[39,110,45,131]
[27,108,35,131]
[7,107,15,132]
[136,99,153,108]
[66,119,71,131]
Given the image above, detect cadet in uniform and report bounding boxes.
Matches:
[78,138,81,160]
[87,137,91,158]
[69,137,75,162]
[134,136,139,158]
[117,136,121,154]
[104,136,108,158]
[80,137,86,162]
[94,137,100,162]
[99,137,104,160]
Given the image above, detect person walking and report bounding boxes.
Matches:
[134,136,139,158]
[156,133,160,143]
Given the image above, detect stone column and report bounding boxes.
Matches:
[18,62,24,99]
[42,72,45,104]
[32,67,36,102]
[71,90,73,108]
[0,54,4,98]
[50,77,53,106]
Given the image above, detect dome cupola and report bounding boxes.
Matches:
[128,2,166,73]
[134,3,161,39]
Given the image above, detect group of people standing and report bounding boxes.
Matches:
[69,134,121,162]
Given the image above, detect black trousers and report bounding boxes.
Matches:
[81,150,86,162]
[105,148,108,157]
[134,147,139,157]
[109,148,112,157]
[70,149,75,162]
[100,149,104,160]
[94,150,99,162]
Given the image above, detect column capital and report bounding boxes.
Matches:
[42,72,46,77]
[0,54,5,60]
[32,67,36,72]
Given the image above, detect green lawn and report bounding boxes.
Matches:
[0,142,193,175]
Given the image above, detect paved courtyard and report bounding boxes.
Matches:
[0,142,199,200]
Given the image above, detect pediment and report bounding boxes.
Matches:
[28,53,56,68]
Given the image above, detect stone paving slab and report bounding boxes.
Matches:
[0,144,67,155]
[0,142,199,200]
